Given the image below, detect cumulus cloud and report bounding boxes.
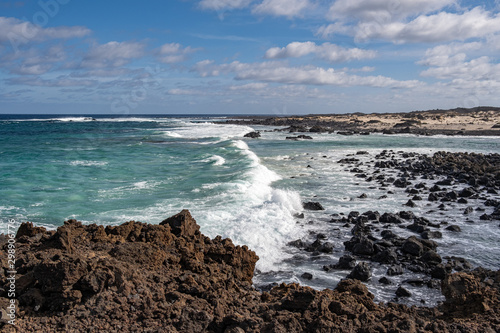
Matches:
[319,5,500,44]
[252,0,311,18]
[327,0,456,22]
[265,41,376,62]
[81,41,145,69]
[199,0,253,11]
[417,42,482,67]
[0,16,90,46]
[156,43,199,64]
[418,41,500,85]
[355,7,500,43]
[192,60,421,88]
[421,56,500,81]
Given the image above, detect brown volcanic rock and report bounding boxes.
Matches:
[1,211,499,332]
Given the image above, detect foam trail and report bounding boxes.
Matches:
[200,140,305,272]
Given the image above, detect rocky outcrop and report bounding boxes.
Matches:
[1,211,499,332]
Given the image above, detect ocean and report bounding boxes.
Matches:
[1,114,499,306]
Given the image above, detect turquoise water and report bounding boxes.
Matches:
[1,114,499,305]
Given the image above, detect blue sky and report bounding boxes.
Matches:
[1,0,500,114]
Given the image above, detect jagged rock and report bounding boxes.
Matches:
[402,237,424,256]
[335,255,357,269]
[347,262,372,281]
[396,286,412,297]
[2,211,500,332]
[244,131,261,138]
[441,272,497,317]
[303,202,325,210]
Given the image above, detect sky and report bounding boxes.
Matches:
[0,0,500,115]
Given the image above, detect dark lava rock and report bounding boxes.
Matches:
[404,199,417,207]
[381,230,396,239]
[421,231,443,239]
[464,206,474,215]
[379,213,403,224]
[335,255,357,269]
[372,248,398,264]
[3,202,500,332]
[431,264,451,280]
[303,202,325,210]
[287,239,305,248]
[301,272,313,280]
[345,236,375,256]
[347,262,372,282]
[421,250,442,265]
[459,187,476,198]
[379,277,393,285]
[244,131,261,138]
[396,286,412,297]
[402,237,424,256]
[387,265,404,276]
[446,225,462,232]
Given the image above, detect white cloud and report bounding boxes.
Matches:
[328,0,456,22]
[81,41,145,69]
[354,7,500,43]
[157,43,199,64]
[199,0,253,11]
[0,17,90,45]
[417,42,482,67]
[418,41,500,84]
[320,6,500,44]
[265,41,376,62]
[421,55,500,81]
[193,60,421,88]
[252,0,311,18]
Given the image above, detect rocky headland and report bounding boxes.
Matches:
[1,207,499,332]
[227,106,500,136]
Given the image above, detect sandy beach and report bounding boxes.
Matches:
[227,107,500,136]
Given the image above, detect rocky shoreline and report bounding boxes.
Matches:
[1,205,499,332]
[225,107,500,136]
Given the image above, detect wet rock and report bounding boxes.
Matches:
[464,206,474,215]
[421,231,443,239]
[303,202,325,210]
[421,250,442,265]
[287,239,305,248]
[402,237,424,256]
[335,255,357,269]
[446,225,461,232]
[379,277,393,285]
[372,248,398,264]
[301,272,313,280]
[244,131,261,138]
[396,286,412,297]
[404,199,417,207]
[345,236,375,256]
[347,262,372,282]
[431,265,449,280]
[379,213,403,224]
[459,187,476,197]
[387,265,404,276]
